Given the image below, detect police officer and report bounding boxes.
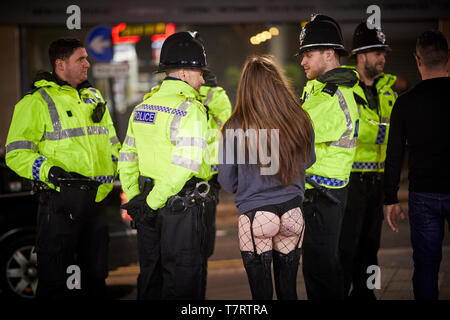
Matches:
[339,22,397,300]
[198,71,232,298]
[298,15,360,300]
[5,38,120,299]
[118,31,211,300]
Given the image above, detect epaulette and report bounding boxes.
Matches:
[353,92,367,106]
[322,83,338,96]
[25,86,41,96]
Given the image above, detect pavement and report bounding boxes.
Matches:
[105,186,450,301]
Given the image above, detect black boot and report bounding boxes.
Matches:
[273,248,301,300]
[241,250,273,300]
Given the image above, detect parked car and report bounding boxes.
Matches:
[0,156,137,299]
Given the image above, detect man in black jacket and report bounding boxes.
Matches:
[384,30,450,300]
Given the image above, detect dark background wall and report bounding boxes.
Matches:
[0,0,448,145]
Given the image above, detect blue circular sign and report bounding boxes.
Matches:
[86,26,113,62]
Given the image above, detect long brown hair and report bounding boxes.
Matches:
[223,55,312,186]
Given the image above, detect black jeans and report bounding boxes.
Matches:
[302,186,348,300]
[339,172,383,299]
[136,202,205,300]
[35,191,109,300]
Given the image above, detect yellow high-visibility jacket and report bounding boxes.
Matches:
[118,79,210,210]
[6,72,120,201]
[199,85,232,179]
[302,68,360,189]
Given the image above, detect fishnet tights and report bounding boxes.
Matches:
[238,207,304,254]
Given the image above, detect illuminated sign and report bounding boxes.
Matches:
[112,23,176,44]
[152,23,176,42]
[112,23,140,44]
[122,23,166,36]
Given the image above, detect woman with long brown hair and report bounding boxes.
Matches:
[218,55,315,300]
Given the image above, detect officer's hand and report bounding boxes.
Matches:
[48,166,72,186]
[121,197,142,221]
[121,195,158,225]
[142,203,158,224]
[384,203,406,233]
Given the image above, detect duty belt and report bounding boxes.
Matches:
[351,171,383,184]
[167,180,210,212]
[139,176,211,212]
[305,176,341,205]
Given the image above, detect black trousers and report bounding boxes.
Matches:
[203,176,220,259]
[200,178,220,299]
[35,191,109,300]
[302,187,348,300]
[136,202,205,300]
[339,172,383,299]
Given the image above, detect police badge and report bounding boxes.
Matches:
[299,27,306,45]
[376,29,386,44]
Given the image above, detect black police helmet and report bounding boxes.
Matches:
[157,31,208,73]
[352,22,390,55]
[298,14,348,56]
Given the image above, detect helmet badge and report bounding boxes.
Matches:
[310,13,319,21]
[376,29,386,44]
[188,31,198,38]
[299,27,306,45]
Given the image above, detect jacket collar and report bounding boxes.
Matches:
[159,77,200,99]
[317,67,359,88]
[32,71,92,91]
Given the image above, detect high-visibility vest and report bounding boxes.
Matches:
[5,74,120,202]
[199,85,232,179]
[118,79,210,210]
[301,68,360,189]
[351,71,397,172]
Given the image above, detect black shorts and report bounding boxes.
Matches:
[242,196,303,218]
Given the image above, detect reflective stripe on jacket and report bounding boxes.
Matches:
[118,79,209,210]
[6,74,120,202]
[199,85,232,179]
[351,72,397,172]
[301,68,360,189]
